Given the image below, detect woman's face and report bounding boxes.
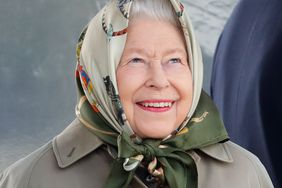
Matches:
[117,18,193,138]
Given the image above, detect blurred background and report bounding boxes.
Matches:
[0,0,237,170]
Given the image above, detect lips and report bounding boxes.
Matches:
[136,100,175,112]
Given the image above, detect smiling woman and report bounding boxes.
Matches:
[0,0,273,188]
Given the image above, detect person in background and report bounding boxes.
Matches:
[0,0,273,187]
[211,0,282,187]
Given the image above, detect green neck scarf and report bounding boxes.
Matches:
[76,89,229,187]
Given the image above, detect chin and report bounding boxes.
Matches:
[135,126,175,139]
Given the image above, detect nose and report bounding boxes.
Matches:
[145,63,170,89]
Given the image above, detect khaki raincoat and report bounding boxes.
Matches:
[0,119,273,188]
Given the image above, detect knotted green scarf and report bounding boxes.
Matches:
[76,87,228,187]
[74,0,229,187]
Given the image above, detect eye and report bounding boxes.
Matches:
[168,58,181,64]
[130,57,143,64]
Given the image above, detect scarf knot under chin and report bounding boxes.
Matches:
[118,133,163,161]
[111,131,197,188]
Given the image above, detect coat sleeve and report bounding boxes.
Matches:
[0,142,53,188]
[0,160,30,188]
[248,155,274,188]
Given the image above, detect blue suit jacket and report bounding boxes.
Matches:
[211,0,282,187]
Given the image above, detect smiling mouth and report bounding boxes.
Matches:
[136,100,175,112]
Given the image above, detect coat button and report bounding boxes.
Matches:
[146,175,156,183]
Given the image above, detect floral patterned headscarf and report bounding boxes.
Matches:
[75,0,228,187]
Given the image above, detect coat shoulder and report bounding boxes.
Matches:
[225,141,274,187]
[0,142,53,188]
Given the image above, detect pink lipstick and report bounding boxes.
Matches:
[136,100,174,112]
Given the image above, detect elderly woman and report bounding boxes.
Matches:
[0,0,273,187]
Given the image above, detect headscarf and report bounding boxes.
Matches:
[75,0,229,187]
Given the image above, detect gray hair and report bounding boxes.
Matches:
[129,0,181,29]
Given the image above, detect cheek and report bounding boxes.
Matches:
[181,73,193,105]
[116,68,143,100]
[171,67,193,98]
[116,69,132,106]
[175,71,193,124]
[116,65,147,96]
[116,68,144,121]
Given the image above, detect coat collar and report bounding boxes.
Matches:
[199,142,233,163]
[52,118,233,168]
[52,118,103,168]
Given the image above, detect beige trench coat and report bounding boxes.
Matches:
[0,119,273,188]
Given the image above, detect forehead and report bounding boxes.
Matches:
[125,18,186,50]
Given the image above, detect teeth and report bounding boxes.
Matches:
[141,102,172,108]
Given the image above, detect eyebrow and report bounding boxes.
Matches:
[124,47,187,57]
